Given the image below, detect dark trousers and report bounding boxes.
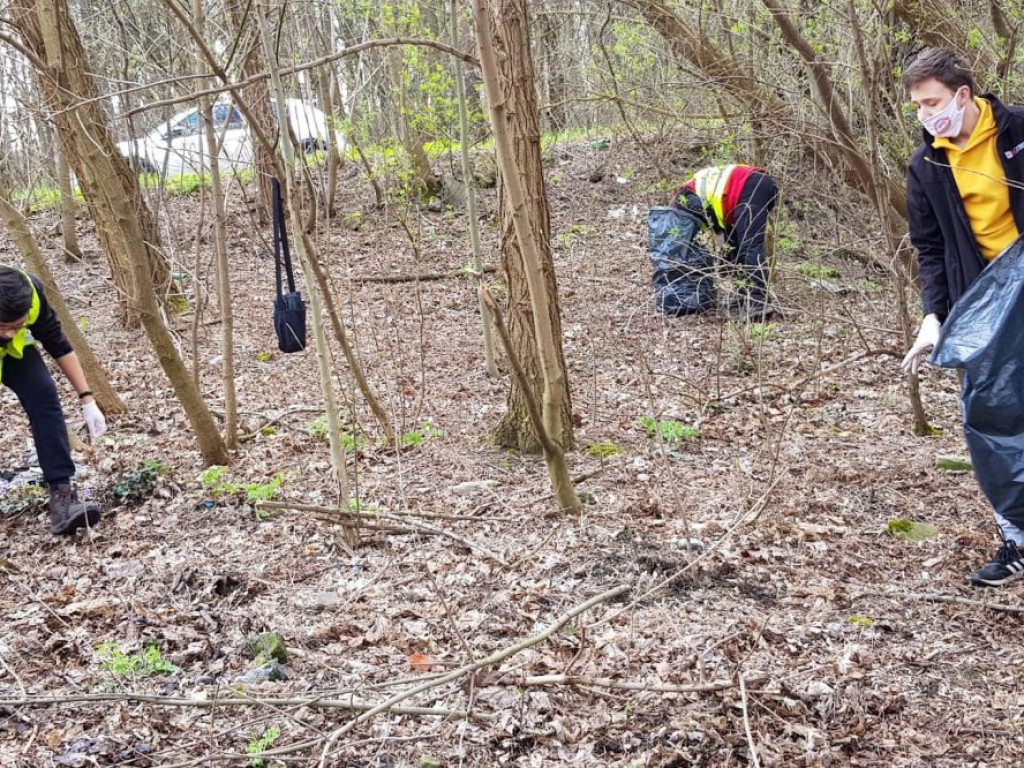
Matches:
[2,345,74,486]
[727,171,778,297]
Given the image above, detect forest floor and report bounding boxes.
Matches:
[1,138,1020,768]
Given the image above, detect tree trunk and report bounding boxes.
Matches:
[453,0,498,378]
[482,0,574,454]
[0,169,126,415]
[475,0,579,514]
[9,0,169,328]
[55,148,81,261]
[10,0,227,465]
[196,0,238,451]
[386,46,442,198]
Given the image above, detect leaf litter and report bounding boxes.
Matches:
[0,140,1016,767]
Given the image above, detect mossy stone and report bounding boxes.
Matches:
[936,455,973,473]
[343,211,365,231]
[887,519,940,541]
[247,632,288,664]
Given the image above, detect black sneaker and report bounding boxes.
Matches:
[970,541,1024,587]
[729,298,779,323]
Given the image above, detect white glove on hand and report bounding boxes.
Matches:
[82,401,107,440]
[901,314,942,375]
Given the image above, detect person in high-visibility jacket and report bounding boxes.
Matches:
[0,265,107,535]
[673,164,779,320]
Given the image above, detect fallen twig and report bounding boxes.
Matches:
[258,498,515,522]
[0,692,461,717]
[351,265,494,284]
[315,583,631,766]
[495,673,742,694]
[258,500,507,565]
[852,589,1024,615]
[739,673,761,768]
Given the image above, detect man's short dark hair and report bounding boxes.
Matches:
[903,47,977,95]
[0,267,33,323]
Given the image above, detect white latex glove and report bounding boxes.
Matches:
[901,314,942,375]
[82,401,107,440]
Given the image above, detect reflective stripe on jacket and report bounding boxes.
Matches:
[0,270,41,385]
[693,165,737,229]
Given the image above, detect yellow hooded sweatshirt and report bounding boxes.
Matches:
[934,98,1019,261]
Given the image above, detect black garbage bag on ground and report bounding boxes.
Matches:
[647,205,716,315]
[931,235,1024,531]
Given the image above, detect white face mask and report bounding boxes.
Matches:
[921,88,967,138]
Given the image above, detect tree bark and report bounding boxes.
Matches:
[475,0,579,514]
[55,148,81,261]
[9,0,170,328]
[386,46,442,198]
[195,0,238,451]
[479,0,574,455]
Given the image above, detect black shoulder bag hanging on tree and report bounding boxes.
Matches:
[272,177,307,353]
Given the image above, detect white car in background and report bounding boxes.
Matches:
[117,99,341,177]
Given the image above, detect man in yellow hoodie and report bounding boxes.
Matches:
[901,47,1024,586]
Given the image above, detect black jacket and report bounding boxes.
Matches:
[0,276,72,359]
[906,94,1024,319]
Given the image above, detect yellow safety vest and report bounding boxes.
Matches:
[693,165,737,229]
[0,270,41,386]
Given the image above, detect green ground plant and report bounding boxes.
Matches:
[96,643,178,678]
[400,420,443,447]
[747,322,779,341]
[245,727,281,767]
[109,460,167,505]
[586,442,620,459]
[637,416,700,447]
[795,262,841,280]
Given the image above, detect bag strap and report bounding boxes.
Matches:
[272,178,296,297]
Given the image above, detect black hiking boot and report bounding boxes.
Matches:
[729,294,779,323]
[970,540,1024,587]
[48,483,101,536]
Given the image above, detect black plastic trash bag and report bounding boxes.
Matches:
[647,206,716,315]
[271,178,307,353]
[931,234,1024,530]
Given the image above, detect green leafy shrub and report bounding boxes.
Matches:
[200,465,240,496]
[0,484,48,517]
[245,474,283,502]
[887,519,940,540]
[110,460,167,505]
[747,322,779,341]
